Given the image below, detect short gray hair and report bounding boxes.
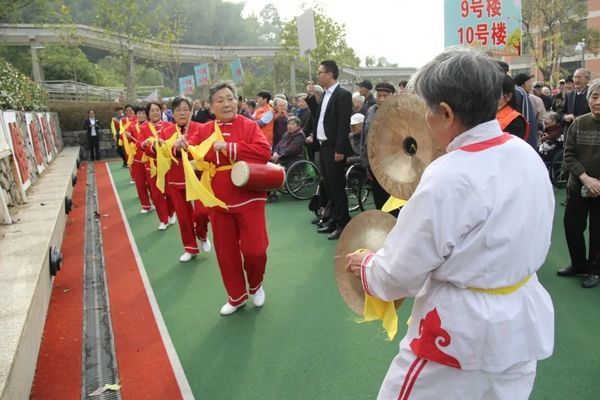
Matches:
[208,81,238,103]
[314,85,324,95]
[587,78,600,101]
[409,48,503,129]
[352,93,365,104]
[575,69,592,80]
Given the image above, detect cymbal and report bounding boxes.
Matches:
[334,210,400,316]
[368,93,445,200]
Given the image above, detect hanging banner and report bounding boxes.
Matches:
[444,0,522,56]
[179,75,195,96]
[194,63,211,87]
[229,59,245,85]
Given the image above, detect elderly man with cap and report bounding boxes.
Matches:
[357,80,376,109]
[360,82,396,210]
[349,113,365,157]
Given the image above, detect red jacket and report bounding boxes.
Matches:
[187,115,271,211]
[160,121,203,187]
[138,120,175,170]
[127,121,146,163]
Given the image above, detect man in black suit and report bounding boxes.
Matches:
[561,68,591,128]
[306,60,352,240]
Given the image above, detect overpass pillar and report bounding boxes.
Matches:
[29,39,44,83]
[126,48,136,102]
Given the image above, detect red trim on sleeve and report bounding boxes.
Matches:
[360,253,375,297]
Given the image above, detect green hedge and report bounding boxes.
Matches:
[48,100,121,132]
[0,58,47,111]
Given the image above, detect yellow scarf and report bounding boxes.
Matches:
[121,121,139,167]
[155,128,180,193]
[352,249,399,340]
[181,123,230,208]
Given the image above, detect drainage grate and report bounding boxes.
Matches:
[82,162,121,400]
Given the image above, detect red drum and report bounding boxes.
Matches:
[231,161,286,191]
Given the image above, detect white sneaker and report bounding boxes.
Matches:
[179,252,196,262]
[129,180,135,184]
[158,222,168,230]
[201,238,212,253]
[140,208,150,214]
[220,301,246,316]
[252,287,265,307]
[168,214,177,225]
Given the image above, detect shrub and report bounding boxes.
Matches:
[0,58,48,111]
[48,100,121,132]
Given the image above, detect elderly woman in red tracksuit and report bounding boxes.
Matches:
[160,97,211,262]
[126,106,153,213]
[138,101,176,230]
[177,82,271,315]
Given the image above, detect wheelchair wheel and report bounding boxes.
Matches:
[285,159,321,200]
[357,175,375,211]
[549,150,568,189]
[346,164,365,213]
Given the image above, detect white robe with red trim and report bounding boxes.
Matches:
[361,120,555,393]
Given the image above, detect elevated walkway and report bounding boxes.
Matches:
[0,147,79,400]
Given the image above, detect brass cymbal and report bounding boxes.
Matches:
[334,210,400,316]
[368,93,445,200]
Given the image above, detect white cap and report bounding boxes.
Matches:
[350,113,365,125]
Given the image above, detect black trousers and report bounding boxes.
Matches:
[564,189,600,273]
[319,143,350,229]
[88,135,100,161]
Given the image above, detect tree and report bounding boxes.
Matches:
[0,0,37,21]
[92,0,182,100]
[522,0,600,84]
[277,6,360,94]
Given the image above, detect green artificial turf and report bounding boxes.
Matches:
[108,162,600,400]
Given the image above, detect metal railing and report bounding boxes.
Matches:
[44,80,164,101]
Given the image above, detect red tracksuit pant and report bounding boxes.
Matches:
[131,162,151,210]
[168,184,209,254]
[211,205,269,306]
[145,168,174,224]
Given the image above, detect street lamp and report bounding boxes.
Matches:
[575,39,586,69]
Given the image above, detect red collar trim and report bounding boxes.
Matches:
[458,133,512,152]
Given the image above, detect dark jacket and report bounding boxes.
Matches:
[561,87,591,121]
[274,129,305,165]
[84,118,101,138]
[191,108,213,123]
[306,84,352,155]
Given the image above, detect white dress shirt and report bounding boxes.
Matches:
[316,82,340,141]
[89,118,97,136]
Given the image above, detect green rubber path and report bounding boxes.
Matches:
[108,162,599,400]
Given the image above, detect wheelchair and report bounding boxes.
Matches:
[345,157,375,212]
[539,137,567,189]
[278,158,321,200]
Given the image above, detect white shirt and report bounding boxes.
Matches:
[316,82,339,141]
[362,120,555,372]
[89,118,97,136]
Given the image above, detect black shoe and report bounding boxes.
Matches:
[582,274,600,288]
[557,266,588,277]
[311,216,321,225]
[317,224,336,234]
[327,228,342,240]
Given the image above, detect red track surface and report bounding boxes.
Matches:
[31,162,182,399]
[31,164,87,400]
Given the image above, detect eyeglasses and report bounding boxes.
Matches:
[317,70,328,75]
